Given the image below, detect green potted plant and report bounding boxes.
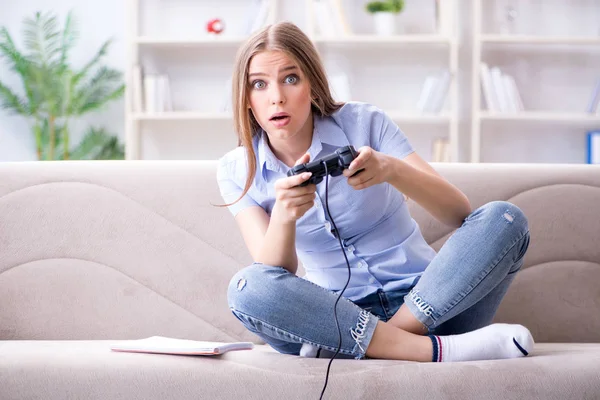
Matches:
[0,10,125,161]
[365,0,405,36]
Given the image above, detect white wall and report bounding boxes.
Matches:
[0,0,125,161]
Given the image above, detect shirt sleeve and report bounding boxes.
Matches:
[216,157,260,217]
[371,107,415,160]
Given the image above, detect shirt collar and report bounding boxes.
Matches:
[256,112,350,176]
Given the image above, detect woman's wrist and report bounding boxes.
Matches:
[384,154,408,186]
[271,201,299,226]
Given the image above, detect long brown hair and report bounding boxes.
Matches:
[222,21,343,207]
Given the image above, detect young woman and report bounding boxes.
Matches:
[217,21,533,362]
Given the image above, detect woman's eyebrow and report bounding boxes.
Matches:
[248,65,298,78]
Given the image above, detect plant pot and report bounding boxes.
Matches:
[373,12,396,36]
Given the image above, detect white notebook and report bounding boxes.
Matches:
[110,336,254,356]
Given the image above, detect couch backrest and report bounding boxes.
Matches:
[1,161,599,343]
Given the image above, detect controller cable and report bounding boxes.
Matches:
[318,161,353,400]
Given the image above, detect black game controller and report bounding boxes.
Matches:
[287,145,364,186]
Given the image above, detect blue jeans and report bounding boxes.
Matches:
[227,201,530,360]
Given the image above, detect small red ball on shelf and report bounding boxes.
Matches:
[206,18,224,34]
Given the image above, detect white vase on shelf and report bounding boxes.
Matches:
[373,12,397,36]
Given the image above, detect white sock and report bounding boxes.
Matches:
[299,343,320,357]
[298,343,354,359]
[429,323,534,362]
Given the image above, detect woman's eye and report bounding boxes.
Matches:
[252,80,266,90]
[285,75,298,84]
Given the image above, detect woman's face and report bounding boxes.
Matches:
[247,50,313,142]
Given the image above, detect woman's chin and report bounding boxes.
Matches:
[268,126,296,139]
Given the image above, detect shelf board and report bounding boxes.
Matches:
[387,112,451,123]
[133,112,233,121]
[480,34,600,45]
[132,111,450,124]
[479,111,600,123]
[135,36,247,47]
[136,34,454,48]
[314,34,453,46]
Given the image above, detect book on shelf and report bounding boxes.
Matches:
[586,79,600,114]
[133,66,173,114]
[131,65,144,113]
[110,336,254,356]
[312,0,351,37]
[480,63,523,113]
[245,0,271,35]
[431,138,450,162]
[435,0,454,36]
[587,131,600,164]
[417,69,451,113]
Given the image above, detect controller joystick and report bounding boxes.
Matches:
[287,145,363,186]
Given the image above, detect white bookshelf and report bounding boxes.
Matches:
[135,37,249,47]
[480,35,600,45]
[470,0,600,163]
[480,111,600,123]
[125,0,459,162]
[313,34,452,45]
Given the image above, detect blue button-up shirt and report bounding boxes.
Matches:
[217,101,437,301]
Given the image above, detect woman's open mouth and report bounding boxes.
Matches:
[270,114,290,127]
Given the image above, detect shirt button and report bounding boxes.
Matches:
[314,200,320,208]
[346,245,355,252]
[357,261,364,268]
[368,277,376,284]
[324,222,331,231]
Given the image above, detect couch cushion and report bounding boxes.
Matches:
[1,340,599,400]
[1,161,600,344]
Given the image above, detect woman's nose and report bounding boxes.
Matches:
[269,86,285,105]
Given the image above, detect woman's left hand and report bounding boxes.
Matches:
[342,146,392,190]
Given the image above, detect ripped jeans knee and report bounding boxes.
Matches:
[225,263,380,360]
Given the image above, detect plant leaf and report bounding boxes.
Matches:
[60,10,78,66]
[72,39,111,85]
[0,80,29,114]
[68,126,124,160]
[22,11,62,66]
[0,27,43,113]
[72,66,124,115]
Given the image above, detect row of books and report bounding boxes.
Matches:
[417,69,451,113]
[588,131,600,164]
[586,80,600,115]
[318,71,450,115]
[131,66,452,115]
[480,63,524,113]
[432,138,451,162]
[131,66,235,114]
[131,66,173,113]
[431,135,598,164]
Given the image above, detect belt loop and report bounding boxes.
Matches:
[377,289,390,320]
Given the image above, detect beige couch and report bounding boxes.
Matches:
[1,160,600,400]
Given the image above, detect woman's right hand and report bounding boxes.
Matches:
[271,153,317,224]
